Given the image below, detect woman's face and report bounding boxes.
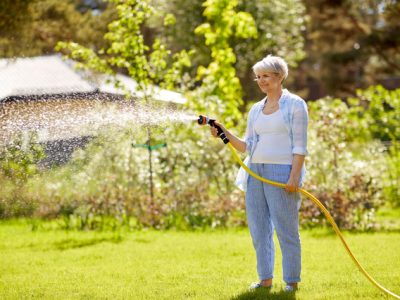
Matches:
[254,71,283,93]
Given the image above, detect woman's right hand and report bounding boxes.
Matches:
[210,121,225,138]
[210,124,219,138]
[210,121,246,153]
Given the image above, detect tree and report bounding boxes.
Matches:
[235,0,306,102]
[56,0,193,91]
[0,0,35,56]
[300,0,400,99]
[0,0,116,57]
[0,0,35,33]
[191,0,258,125]
[153,0,306,105]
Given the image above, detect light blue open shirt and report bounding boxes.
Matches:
[235,89,309,192]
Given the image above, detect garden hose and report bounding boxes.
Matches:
[198,115,400,299]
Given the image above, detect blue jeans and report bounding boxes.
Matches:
[246,163,302,283]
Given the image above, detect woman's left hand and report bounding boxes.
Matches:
[285,176,300,192]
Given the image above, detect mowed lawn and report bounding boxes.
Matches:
[0,220,399,299]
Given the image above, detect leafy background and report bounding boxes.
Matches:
[0,0,399,231]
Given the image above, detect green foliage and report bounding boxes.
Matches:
[2,87,399,230]
[189,0,257,126]
[1,86,398,230]
[0,133,45,218]
[0,0,116,57]
[154,0,306,103]
[56,0,193,97]
[302,0,400,97]
[348,85,400,206]
[235,0,306,100]
[2,0,397,230]
[0,0,35,34]
[0,133,45,184]
[384,144,400,207]
[13,123,244,230]
[53,0,257,229]
[350,85,400,142]
[303,95,390,229]
[104,0,153,85]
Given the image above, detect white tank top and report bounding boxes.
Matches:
[251,109,293,164]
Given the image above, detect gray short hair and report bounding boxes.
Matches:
[252,55,288,80]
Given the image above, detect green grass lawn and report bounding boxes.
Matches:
[1,220,399,299]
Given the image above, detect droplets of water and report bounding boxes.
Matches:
[0,94,198,167]
[0,95,197,145]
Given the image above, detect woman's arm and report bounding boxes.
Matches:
[210,106,256,153]
[291,100,309,156]
[286,99,309,192]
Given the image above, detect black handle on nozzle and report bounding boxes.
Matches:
[197,115,230,144]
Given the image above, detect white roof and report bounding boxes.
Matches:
[0,55,95,99]
[0,55,186,104]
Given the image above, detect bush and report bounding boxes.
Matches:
[383,143,400,207]
[0,133,45,218]
[352,85,400,142]
[349,86,400,207]
[0,132,45,184]
[302,97,388,229]
[19,122,245,230]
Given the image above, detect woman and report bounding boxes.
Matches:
[210,55,308,292]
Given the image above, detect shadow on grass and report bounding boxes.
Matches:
[231,289,296,300]
[52,235,123,250]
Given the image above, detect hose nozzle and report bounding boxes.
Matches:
[197,115,212,126]
[197,115,230,144]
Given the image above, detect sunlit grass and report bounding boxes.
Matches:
[1,219,399,299]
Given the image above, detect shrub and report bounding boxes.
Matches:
[22,122,245,230]
[302,97,388,229]
[383,143,400,207]
[0,133,45,218]
[349,86,400,206]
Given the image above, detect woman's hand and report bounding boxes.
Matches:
[286,154,305,192]
[210,121,226,138]
[285,175,300,193]
[210,121,246,152]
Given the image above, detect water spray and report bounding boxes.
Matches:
[198,115,400,299]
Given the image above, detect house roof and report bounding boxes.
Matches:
[0,55,95,100]
[0,55,186,104]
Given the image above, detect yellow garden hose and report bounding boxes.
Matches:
[227,142,400,299]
